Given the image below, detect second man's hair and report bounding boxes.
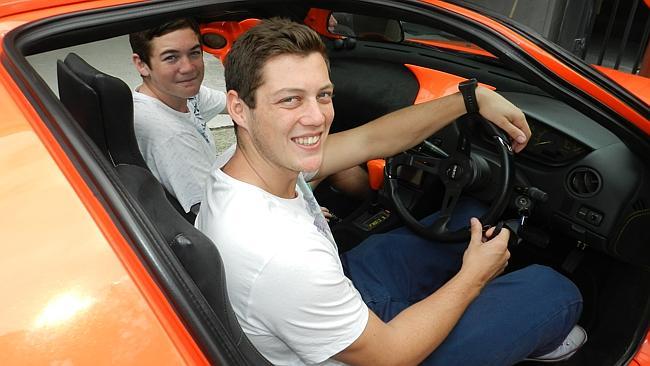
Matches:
[129,17,201,67]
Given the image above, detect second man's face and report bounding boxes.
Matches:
[142,27,205,108]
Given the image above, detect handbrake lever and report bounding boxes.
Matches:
[483,218,523,247]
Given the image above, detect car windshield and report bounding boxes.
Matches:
[401,22,494,59]
[328,12,495,61]
[451,1,650,81]
[330,4,650,104]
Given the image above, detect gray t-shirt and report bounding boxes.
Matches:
[133,86,226,212]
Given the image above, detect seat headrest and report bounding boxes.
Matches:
[58,52,147,168]
[57,59,109,155]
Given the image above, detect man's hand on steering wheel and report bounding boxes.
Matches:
[476,86,531,153]
[386,85,532,243]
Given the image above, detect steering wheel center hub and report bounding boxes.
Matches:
[446,163,463,180]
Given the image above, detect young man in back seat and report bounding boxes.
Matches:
[130,18,227,215]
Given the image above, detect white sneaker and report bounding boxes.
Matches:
[525,325,587,363]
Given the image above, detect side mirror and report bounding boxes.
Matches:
[329,12,403,42]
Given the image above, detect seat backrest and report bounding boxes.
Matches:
[57,52,194,222]
[116,163,272,365]
[57,52,146,168]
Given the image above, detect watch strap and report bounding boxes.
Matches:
[459,78,479,114]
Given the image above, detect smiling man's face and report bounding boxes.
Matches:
[242,52,334,177]
[134,27,204,112]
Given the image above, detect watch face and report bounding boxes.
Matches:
[460,78,477,88]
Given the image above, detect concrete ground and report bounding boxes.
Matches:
[27,35,236,153]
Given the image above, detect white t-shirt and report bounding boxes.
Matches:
[196,164,368,365]
[133,85,226,212]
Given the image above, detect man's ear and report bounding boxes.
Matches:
[132,53,150,78]
[227,90,250,131]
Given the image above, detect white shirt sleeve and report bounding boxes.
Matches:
[149,132,215,212]
[197,86,227,120]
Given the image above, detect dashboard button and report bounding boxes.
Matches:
[587,211,603,226]
[577,206,589,220]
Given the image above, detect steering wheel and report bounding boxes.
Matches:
[386,116,514,242]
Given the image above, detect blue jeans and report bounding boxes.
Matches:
[340,199,583,366]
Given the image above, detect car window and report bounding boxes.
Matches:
[329,12,403,42]
[401,21,493,58]
[329,12,493,59]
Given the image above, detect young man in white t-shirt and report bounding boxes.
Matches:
[129,18,227,215]
[196,18,586,365]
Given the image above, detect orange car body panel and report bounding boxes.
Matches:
[304,8,336,37]
[407,38,495,58]
[0,1,208,365]
[408,38,650,106]
[593,65,650,105]
[405,64,495,104]
[0,0,141,20]
[201,18,261,62]
[408,38,649,105]
[634,338,650,366]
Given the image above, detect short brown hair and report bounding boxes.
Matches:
[129,17,201,67]
[224,18,328,108]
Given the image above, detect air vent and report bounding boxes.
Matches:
[567,167,601,197]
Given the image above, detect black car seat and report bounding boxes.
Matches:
[56,52,195,223]
[116,164,272,365]
[56,53,272,365]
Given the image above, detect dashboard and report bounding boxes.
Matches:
[484,92,647,259]
[525,119,588,165]
[326,54,648,263]
[499,92,619,165]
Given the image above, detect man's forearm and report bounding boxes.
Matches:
[359,92,466,160]
[319,92,465,179]
[335,217,510,366]
[382,271,482,365]
[335,270,482,366]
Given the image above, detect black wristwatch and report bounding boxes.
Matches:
[458,78,479,114]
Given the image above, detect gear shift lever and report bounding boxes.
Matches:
[352,159,391,232]
[367,159,385,213]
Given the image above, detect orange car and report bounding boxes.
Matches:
[1,0,648,365]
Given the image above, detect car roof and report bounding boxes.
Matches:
[0,0,144,22]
